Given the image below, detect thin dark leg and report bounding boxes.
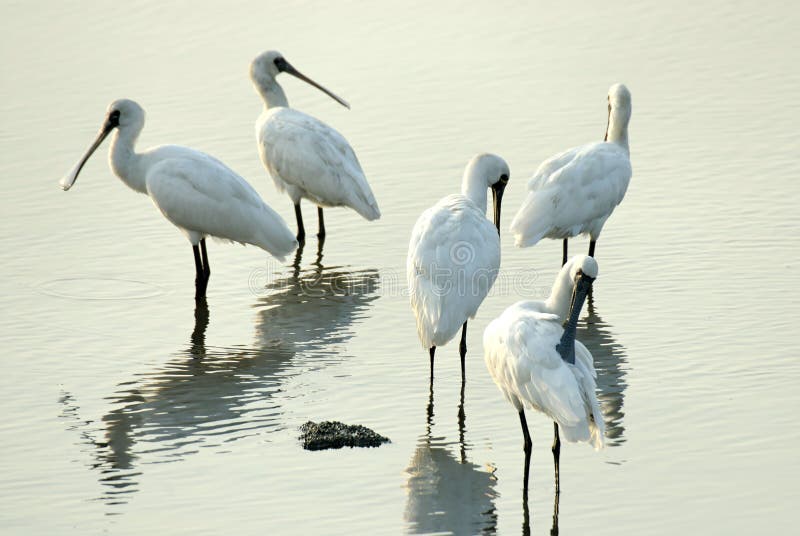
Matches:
[519,409,533,495]
[193,245,207,299]
[588,240,596,258]
[457,379,466,463]
[200,239,211,281]
[317,207,326,240]
[294,203,306,243]
[551,483,561,536]
[459,321,468,383]
[429,346,436,382]
[552,422,561,493]
[562,239,568,266]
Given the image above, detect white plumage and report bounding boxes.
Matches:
[483,255,604,490]
[59,99,297,297]
[510,84,632,259]
[407,153,509,380]
[251,50,380,241]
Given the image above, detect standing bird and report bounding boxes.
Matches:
[250,50,380,244]
[483,255,605,492]
[407,154,509,383]
[59,99,297,299]
[510,84,632,265]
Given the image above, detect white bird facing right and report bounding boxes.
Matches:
[407,153,509,383]
[483,255,604,492]
[59,99,297,299]
[251,50,380,244]
[510,84,632,265]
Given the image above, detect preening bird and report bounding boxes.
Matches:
[483,255,605,492]
[59,99,297,299]
[251,50,380,244]
[407,153,509,382]
[510,84,632,265]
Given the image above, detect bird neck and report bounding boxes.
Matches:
[255,79,289,110]
[109,126,147,194]
[461,173,488,214]
[545,268,575,321]
[606,110,630,152]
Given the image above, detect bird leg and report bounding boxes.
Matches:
[552,422,561,493]
[459,321,468,382]
[317,207,326,240]
[429,346,436,382]
[588,240,596,258]
[294,203,306,243]
[562,239,568,266]
[551,483,561,536]
[192,244,207,299]
[200,238,211,283]
[519,409,533,495]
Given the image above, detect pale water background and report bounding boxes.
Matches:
[1,0,798,534]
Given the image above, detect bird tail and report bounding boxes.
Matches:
[509,191,556,248]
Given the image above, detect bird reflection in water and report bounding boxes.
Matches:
[404,381,498,534]
[578,293,629,446]
[59,240,379,509]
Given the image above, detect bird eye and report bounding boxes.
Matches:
[108,110,121,126]
[273,57,286,70]
[500,174,509,183]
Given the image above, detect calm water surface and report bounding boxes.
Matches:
[1,1,798,534]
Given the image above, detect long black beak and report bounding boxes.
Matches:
[603,102,611,142]
[59,116,117,191]
[280,60,350,110]
[490,176,508,237]
[556,271,595,364]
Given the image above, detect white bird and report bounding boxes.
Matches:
[483,255,604,492]
[510,84,632,265]
[407,154,509,382]
[59,99,297,299]
[250,50,380,244]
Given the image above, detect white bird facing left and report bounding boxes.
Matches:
[251,50,380,244]
[483,255,604,493]
[407,153,509,383]
[59,99,298,299]
[510,84,632,265]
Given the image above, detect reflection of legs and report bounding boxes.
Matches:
[317,207,326,240]
[429,346,436,382]
[519,409,533,494]
[562,239,568,266]
[588,240,596,258]
[552,422,561,493]
[459,322,468,382]
[294,202,306,243]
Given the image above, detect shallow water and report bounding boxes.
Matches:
[1,0,798,534]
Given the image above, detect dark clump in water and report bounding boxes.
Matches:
[299,421,390,450]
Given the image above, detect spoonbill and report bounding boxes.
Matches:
[407,153,509,383]
[59,99,297,299]
[510,84,632,265]
[250,50,380,243]
[483,255,604,492]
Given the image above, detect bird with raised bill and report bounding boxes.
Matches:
[408,153,509,383]
[483,255,605,492]
[510,84,632,265]
[251,50,380,244]
[59,99,297,299]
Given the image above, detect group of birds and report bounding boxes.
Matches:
[407,84,631,492]
[58,50,632,495]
